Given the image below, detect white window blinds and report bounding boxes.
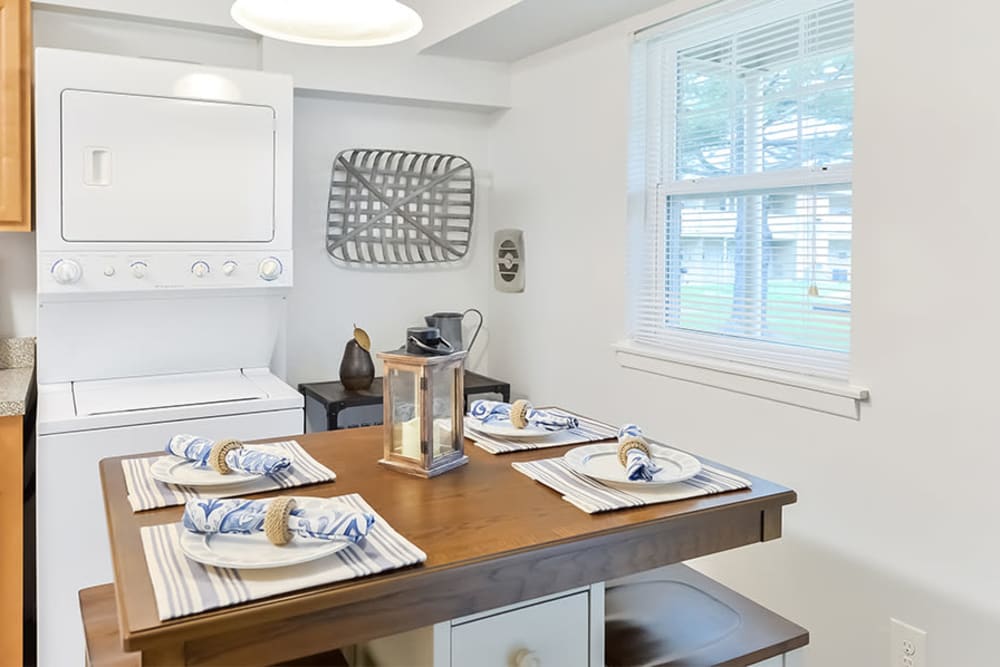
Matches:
[629,0,854,380]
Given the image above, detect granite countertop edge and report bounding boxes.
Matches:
[0,338,36,418]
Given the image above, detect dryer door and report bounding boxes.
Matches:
[60,90,276,243]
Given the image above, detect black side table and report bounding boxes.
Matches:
[299,371,511,432]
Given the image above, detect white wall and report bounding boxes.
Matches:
[259,0,515,110]
[287,95,494,387]
[32,6,260,67]
[262,41,510,110]
[32,0,240,30]
[31,1,515,109]
[0,233,37,337]
[18,8,496,382]
[486,1,1000,666]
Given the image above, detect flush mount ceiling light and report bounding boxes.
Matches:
[231,0,423,47]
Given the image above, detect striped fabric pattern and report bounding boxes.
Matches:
[512,457,751,514]
[123,441,336,512]
[140,493,426,620]
[465,410,618,454]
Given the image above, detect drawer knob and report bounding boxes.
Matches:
[513,649,541,667]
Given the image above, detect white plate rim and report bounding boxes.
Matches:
[149,444,288,488]
[178,497,355,569]
[466,419,558,439]
[180,531,352,570]
[562,443,702,487]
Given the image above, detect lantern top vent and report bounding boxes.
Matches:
[377,348,467,367]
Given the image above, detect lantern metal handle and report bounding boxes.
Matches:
[407,335,455,356]
[463,308,484,353]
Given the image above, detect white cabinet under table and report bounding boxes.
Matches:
[360,586,603,667]
[358,563,808,667]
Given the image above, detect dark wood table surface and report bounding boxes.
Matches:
[99,426,797,666]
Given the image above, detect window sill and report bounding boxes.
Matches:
[613,341,869,419]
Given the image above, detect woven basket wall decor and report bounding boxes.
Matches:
[327,149,475,266]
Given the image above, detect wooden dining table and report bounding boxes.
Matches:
[98,426,797,666]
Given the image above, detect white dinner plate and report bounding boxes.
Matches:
[562,443,702,487]
[179,498,354,569]
[467,419,560,439]
[149,444,288,488]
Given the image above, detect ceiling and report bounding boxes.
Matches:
[422,0,679,63]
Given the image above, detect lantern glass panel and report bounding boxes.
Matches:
[429,362,457,458]
[387,365,421,461]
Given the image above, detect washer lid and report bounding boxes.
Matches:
[72,369,268,416]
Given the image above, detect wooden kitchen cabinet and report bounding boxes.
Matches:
[0,0,32,231]
[0,415,24,664]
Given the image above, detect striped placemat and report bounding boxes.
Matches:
[512,457,751,514]
[123,440,336,512]
[466,410,617,454]
[140,493,426,620]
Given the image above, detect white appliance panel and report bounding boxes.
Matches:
[34,50,300,667]
[37,295,286,384]
[37,250,292,295]
[60,90,276,243]
[73,369,268,416]
[36,408,304,667]
[38,369,303,435]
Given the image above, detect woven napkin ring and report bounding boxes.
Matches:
[264,497,297,546]
[618,437,651,468]
[510,399,531,429]
[208,439,244,475]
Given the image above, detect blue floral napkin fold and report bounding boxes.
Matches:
[469,400,579,431]
[141,493,424,620]
[618,424,663,482]
[166,434,292,476]
[182,497,375,543]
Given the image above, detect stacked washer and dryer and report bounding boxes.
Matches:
[33,49,304,666]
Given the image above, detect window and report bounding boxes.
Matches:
[628,0,854,380]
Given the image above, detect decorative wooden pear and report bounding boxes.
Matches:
[339,325,375,390]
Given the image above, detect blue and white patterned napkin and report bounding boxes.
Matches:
[122,440,336,512]
[512,457,751,514]
[141,493,426,620]
[465,409,617,454]
[617,424,662,482]
[182,497,374,543]
[167,435,292,476]
[469,400,579,431]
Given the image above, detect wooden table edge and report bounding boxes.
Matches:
[109,494,794,650]
[98,428,798,656]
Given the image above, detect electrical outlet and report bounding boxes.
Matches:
[891,618,927,667]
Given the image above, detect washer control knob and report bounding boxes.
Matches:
[130,261,148,279]
[222,260,238,276]
[103,265,116,277]
[52,259,83,285]
[258,257,283,281]
[191,261,210,278]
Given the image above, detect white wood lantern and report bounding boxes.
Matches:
[377,349,468,478]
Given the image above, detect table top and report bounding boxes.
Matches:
[99,425,796,655]
[299,370,509,407]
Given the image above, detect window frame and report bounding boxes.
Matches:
[620,0,868,417]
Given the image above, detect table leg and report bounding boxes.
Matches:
[140,643,186,667]
[501,387,510,403]
[761,506,783,541]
